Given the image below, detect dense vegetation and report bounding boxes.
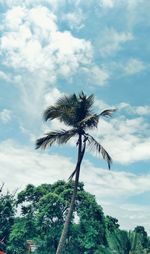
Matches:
[0,181,150,254]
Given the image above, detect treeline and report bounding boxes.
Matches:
[0,181,150,254]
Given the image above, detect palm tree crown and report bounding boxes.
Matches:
[36,91,115,172]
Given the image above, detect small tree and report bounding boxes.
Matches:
[36,92,115,254]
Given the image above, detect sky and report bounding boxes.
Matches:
[0,0,150,233]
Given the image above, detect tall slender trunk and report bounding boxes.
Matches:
[56,134,85,254]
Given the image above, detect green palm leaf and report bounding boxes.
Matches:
[36,129,77,149]
[74,93,94,125]
[43,106,62,121]
[56,94,78,108]
[86,134,112,169]
[79,91,94,107]
[43,93,95,127]
[43,94,79,126]
[78,114,99,129]
[44,94,78,121]
[99,109,116,118]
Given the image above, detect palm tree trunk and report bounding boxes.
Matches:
[56,134,85,254]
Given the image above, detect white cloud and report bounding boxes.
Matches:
[90,66,110,86]
[101,202,150,234]
[94,116,150,164]
[135,106,150,115]
[1,6,92,73]
[0,109,12,123]
[0,5,92,87]
[0,139,74,191]
[83,65,110,86]
[82,161,150,199]
[63,9,85,30]
[119,102,150,115]
[124,58,145,75]
[94,98,110,110]
[0,0,66,9]
[0,5,93,128]
[44,87,63,108]
[99,0,143,10]
[0,71,11,82]
[3,6,26,29]
[98,28,133,56]
[126,0,150,29]
[110,58,146,78]
[92,99,150,164]
[99,0,115,8]
[99,0,150,32]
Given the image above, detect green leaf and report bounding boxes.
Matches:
[36,129,77,149]
[86,134,112,169]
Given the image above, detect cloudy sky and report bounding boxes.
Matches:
[0,0,150,233]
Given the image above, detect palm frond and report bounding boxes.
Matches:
[44,94,79,126]
[43,106,62,121]
[36,129,77,150]
[86,134,112,169]
[43,92,96,128]
[43,94,77,122]
[79,91,94,108]
[85,94,94,108]
[79,114,99,129]
[99,109,116,118]
[79,91,86,99]
[74,93,95,125]
[56,94,78,108]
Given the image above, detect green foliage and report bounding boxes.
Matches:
[128,226,150,254]
[7,218,30,254]
[0,190,15,252]
[105,216,130,254]
[5,181,106,254]
[76,191,106,252]
[94,245,112,254]
[0,181,150,254]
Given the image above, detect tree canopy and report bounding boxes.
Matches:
[1,181,150,254]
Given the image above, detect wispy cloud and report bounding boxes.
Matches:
[98,28,133,56]
[99,0,115,8]
[0,109,12,123]
[82,66,110,86]
[92,99,150,164]
[0,71,11,82]
[97,117,150,164]
[0,139,74,190]
[119,102,150,115]
[0,0,66,9]
[124,58,145,75]
[62,8,85,30]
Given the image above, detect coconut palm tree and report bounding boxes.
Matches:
[36,91,115,254]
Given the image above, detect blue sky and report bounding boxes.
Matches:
[0,0,150,233]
